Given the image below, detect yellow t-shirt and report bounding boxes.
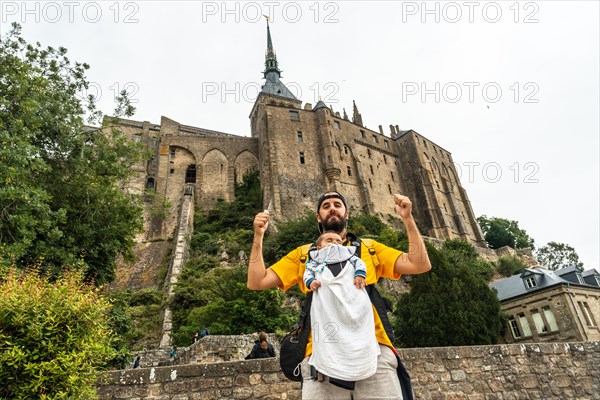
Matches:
[269,238,402,357]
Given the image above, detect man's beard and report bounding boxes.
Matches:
[321,213,347,233]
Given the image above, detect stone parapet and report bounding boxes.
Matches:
[98,341,600,399]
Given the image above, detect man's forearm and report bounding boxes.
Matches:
[247,233,267,289]
[404,216,431,272]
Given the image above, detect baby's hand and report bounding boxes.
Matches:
[310,280,322,291]
[354,276,366,289]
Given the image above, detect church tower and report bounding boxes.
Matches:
[250,21,485,245]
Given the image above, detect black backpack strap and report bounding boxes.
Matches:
[366,285,395,342]
[295,291,313,361]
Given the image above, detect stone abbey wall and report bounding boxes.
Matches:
[98,341,600,400]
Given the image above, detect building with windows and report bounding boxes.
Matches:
[492,267,600,343]
[113,23,485,247]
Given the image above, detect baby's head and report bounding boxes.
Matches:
[316,231,343,249]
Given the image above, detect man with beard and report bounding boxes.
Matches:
[247,191,431,399]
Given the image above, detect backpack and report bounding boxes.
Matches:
[278,236,414,399]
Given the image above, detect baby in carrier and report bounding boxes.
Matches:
[303,230,379,382]
[303,231,367,291]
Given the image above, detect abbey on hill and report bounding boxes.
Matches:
[112,23,485,247]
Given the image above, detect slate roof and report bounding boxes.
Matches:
[582,268,600,287]
[313,100,328,111]
[260,72,298,100]
[492,266,600,301]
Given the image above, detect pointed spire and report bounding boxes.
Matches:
[343,108,348,120]
[263,17,280,78]
[260,18,297,100]
[352,100,363,126]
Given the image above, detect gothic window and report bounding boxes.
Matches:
[297,131,303,143]
[344,146,349,155]
[170,148,176,160]
[372,135,378,144]
[299,152,305,164]
[290,111,299,121]
[359,130,365,138]
[334,121,340,129]
[367,149,372,158]
[347,166,352,176]
[384,140,389,148]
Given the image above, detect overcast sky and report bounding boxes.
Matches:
[3,1,598,269]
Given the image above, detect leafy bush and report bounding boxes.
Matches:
[170,265,295,346]
[129,288,163,306]
[349,213,387,236]
[0,268,116,399]
[190,232,220,256]
[496,255,527,277]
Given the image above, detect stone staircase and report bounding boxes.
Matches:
[159,184,195,349]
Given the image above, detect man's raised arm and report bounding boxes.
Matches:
[247,211,282,290]
[392,194,432,276]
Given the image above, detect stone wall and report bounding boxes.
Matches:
[134,335,281,368]
[98,341,600,400]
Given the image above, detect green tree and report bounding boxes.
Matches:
[0,268,116,399]
[0,23,143,285]
[393,239,502,347]
[535,241,583,271]
[477,215,535,250]
[170,265,295,345]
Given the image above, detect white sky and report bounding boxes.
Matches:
[3,1,598,269]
